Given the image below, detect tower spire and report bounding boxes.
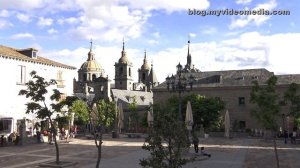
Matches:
[187,35,190,56]
[122,38,125,52]
[90,38,93,51]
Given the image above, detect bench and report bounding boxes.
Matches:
[125,133,142,138]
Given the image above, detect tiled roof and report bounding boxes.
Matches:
[111,89,153,110]
[0,45,76,69]
[155,68,300,89]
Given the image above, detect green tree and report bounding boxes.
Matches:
[250,76,280,168]
[140,103,191,168]
[284,83,300,127]
[69,99,90,125]
[128,96,139,132]
[19,71,63,165]
[96,99,116,130]
[168,94,225,132]
[91,99,116,168]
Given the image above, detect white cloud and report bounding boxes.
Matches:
[0,0,45,10]
[48,28,58,34]
[2,0,210,42]
[152,32,160,38]
[0,19,13,29]
[201,27,217,35]
[10,33,35,40]
[16,13,31,23]
[189,33,197,37]
[37,17,53,27]
[236,0,252,5]
[147,39,159,45]
[69,4,151,41]
[230,0,277,29]
[122,0,210,13]
[57,17,81,25]
[0,10,10,17]
[40,32,300,83]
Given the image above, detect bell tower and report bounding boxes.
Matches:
[114,40,133,90]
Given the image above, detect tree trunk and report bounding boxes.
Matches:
[94,131,102,168]
[272,131,280,168]
[49,118,60,165]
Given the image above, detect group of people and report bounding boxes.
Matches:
[35,125,78,144]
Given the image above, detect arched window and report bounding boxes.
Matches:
[129,68,131,76]
[83,74,87,81]
[92,74,96,81]
[119,67,123,76]
[142,73,146,81]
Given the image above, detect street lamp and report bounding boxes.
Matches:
[166,62,195,121]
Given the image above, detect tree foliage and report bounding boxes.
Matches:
[128,96,139,132]
[250,76,281,130]
[19,71,62,164]
[250,75,281,168]
[94,99,116,128]
[284,83,300,120]
[168,94,225,131]
[70,99,90,124]
[140,103,191,168]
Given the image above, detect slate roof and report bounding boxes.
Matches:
[155,68,300,89]
[111,89,153,111]
[0,45,76,69]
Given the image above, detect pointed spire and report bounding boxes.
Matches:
[90,38,93,51]
[144,49,147,63]
[186,38,191,68]
[122,38,125,52]
[187,35,190,57]
[87,39,95,60]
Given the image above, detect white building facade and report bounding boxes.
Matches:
[0,45,76,137]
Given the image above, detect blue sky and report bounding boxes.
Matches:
[0,0,299,82]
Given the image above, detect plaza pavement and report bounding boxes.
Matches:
[1,134,300,168]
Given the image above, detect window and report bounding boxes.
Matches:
[142,73,146,81]
[17,65,26,84]
[239,97,245,105]
[32,51,37,58]
[0,118,13,133]
[129,68,131,76]
[83,74,87,81]
[92,74,96,81]
[119,67,123,76]
[56,70,64,88]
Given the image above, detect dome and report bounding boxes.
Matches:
[79,42,103,72]
[118,41,130,64]
[118,52,130,64]
[80,60,102,72]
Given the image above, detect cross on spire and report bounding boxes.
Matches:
[90,38,93,51]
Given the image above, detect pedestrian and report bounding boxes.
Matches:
[192,133,199,153]
[291,128,297,144]
[284,130,288,144]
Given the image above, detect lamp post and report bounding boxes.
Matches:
[166,63,195,121]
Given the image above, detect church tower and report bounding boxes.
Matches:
[114,40,133,90]
[138,50,150,84]
[78,40,104,82]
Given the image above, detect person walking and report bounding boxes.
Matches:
[192,134,199,153]
[284,130,288,144]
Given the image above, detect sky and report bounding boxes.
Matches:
[0,0,299,83]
